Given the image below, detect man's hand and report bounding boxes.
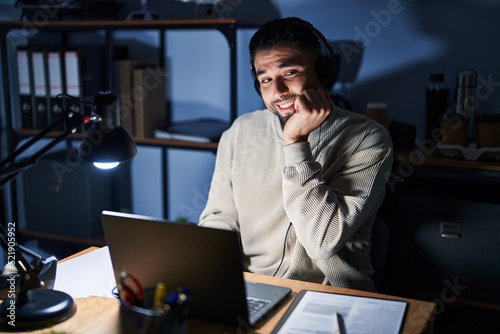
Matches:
[283,88,331,145]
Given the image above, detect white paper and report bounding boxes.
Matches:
[276,290,407,334]
[53,247,117,299]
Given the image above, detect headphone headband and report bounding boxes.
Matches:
[286,18,333,61]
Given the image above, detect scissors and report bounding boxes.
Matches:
[117,271,144,307]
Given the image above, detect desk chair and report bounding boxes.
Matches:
[370,216,389,292]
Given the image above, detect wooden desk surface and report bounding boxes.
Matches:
[24,248,435,334]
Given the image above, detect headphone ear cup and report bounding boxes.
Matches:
[250,67,262,96]
[316,54,339,91]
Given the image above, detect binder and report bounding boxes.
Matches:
[46,48,64,129]
[63,46,107,131]
[79,46,106,105]
[15,48,33,129]
[30,47,49,129]
[63,48,82,115]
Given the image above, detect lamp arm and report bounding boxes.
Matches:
[0,127,74,189]
[0,103,91,190]
[0,114,67,170]
[0,92,92,171]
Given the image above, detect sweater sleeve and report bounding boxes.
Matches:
[198,130,240,233]
[282,126,393,260]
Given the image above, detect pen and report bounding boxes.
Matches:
[153,282,166,311]
[333,312,341,334]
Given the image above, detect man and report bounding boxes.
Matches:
[199,17,393,291]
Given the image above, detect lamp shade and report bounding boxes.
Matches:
[79,125,137,163]
[78,91,137,164]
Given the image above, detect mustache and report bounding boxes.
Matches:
[272,94,299,105]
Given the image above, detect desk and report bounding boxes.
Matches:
[382,150,500,309]
[394,149,500,173]
[24,248,436,334]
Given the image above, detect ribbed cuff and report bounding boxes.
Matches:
[283,142,313,167]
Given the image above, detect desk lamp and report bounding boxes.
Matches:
[0,90,137,187]
[0,90,137,330]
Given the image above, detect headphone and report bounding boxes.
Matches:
[251,18,339,95]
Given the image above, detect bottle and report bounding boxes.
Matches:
[453,70,477,143]
[425,73,449,139]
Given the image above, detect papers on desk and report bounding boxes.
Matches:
[272,290,407,334]
[53,246,117,299]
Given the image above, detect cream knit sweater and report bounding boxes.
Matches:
[199,105,393,291]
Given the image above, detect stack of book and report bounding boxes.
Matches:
[114,59,166,138]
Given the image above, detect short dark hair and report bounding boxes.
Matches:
[249,17,322,67]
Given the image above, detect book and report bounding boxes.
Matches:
[132,66,166,138]
[114,58,157,136]
[154,118,230,143]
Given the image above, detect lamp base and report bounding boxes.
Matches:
[0,289,76,331]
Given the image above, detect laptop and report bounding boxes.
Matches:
[101,210,291,327]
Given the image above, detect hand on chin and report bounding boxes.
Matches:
[282,89,331,145]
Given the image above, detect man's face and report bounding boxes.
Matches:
[253,45,321,126]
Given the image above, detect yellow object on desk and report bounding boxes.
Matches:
[153,282,166,311]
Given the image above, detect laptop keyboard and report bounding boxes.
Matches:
[247,297,271,316]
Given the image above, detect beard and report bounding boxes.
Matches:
[266,94,299,128]
[268,108,292,128]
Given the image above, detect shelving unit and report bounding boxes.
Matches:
[0,19,262,255]
[0,18,263,138]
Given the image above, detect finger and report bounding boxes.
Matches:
[302,89,322,110]
[295,89,330,114]
[294,94,308,113]
[310,88,332,109]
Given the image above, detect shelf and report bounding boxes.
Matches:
[134,136,218,150]
[13,128,219,150]
[0,18,264,32]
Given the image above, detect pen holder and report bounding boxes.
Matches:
[119,289,189,334]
